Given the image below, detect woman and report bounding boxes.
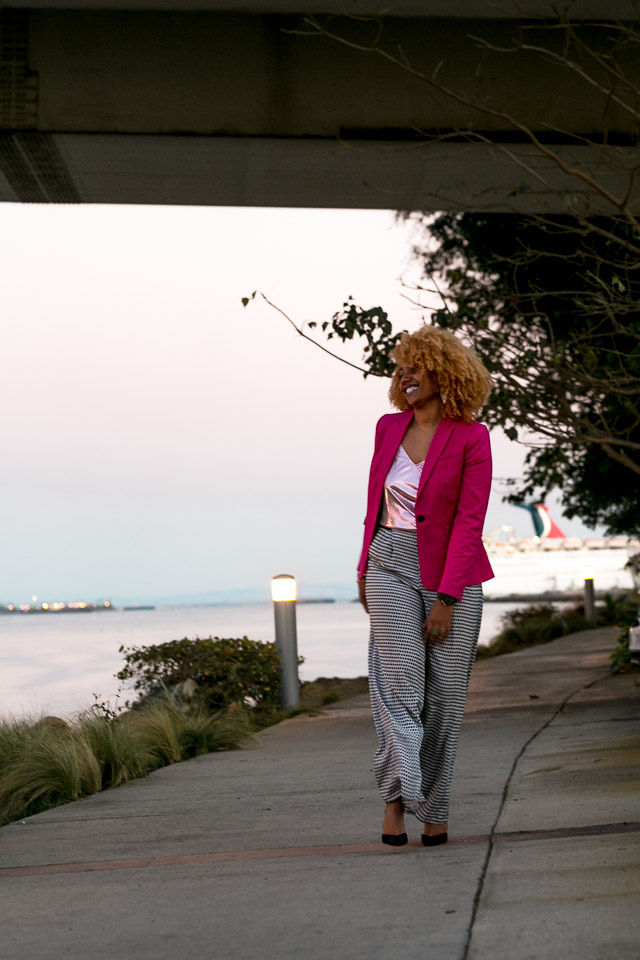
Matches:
[357,325,493,847]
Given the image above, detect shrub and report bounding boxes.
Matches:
[117,636,284,713]
[481,603,587,658]
[610,630,633,673]
[480,592,639,664]
[598,592,639,628]
[322,690,341,706]
[299,676,369,709]
[605,591,639,673]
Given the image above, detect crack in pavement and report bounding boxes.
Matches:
[458,671,613,960]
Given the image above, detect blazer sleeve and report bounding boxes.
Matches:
[357,415,387,580]
[437,424,492,598]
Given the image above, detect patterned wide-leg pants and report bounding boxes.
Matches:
[366,526,483,824]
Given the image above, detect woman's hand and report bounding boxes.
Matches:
[358,578,369,614]
[423,601,453,645]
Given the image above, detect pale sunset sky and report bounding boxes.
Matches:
[0,204,601,604]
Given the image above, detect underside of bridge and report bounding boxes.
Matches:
[1,1,639,210]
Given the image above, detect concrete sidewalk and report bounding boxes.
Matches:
[1,627,638,960]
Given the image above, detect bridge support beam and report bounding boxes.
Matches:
[1,8,639,210]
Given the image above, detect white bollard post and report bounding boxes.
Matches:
[270,574,300,709]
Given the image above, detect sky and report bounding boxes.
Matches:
[0,203,603,604]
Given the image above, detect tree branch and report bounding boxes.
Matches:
[243,292,385,377]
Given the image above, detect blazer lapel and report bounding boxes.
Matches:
[417,418,455,497]
[378,411,413,483]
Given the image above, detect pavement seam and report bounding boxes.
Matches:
[2,821,639,880]
[0,836,496,880]
[459,669,611,960]
[0,820,640,881]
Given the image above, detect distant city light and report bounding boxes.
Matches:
[3,598,113,614]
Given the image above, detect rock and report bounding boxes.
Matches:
[169,678,198,705]
[37,716,71,732]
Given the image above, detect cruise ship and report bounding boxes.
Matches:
[483,504,638,600]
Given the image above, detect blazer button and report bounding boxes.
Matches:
[416,515,425,523]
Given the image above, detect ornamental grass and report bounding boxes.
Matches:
[0,698,252,826]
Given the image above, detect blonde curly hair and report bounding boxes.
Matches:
[388,325,492,423]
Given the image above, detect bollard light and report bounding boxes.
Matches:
[583,566,596,626]
[271,575,297,603]
[270,574,300,709]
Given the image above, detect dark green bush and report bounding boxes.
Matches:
[598,592,639,628]
[482,603,587,657]
[557,608,589,635]
[604,591,639,673]
[480,592,639,665]
[504,603,581,646]
[117,636,284,713]
[610,630,632,673]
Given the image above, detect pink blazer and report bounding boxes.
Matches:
[357,411,494,599]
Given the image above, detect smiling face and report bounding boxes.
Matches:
[396,365,440,409]
[388,325,492,420]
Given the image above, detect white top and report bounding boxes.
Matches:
[380,445,424,530]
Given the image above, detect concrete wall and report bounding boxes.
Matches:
[7,0,640,15]
[22,12,640,136]
[1,7,639,208]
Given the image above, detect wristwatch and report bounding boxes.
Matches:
[437,593,456,607]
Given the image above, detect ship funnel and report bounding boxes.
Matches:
[515,503,566,540]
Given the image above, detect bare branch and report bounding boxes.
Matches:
[302,14,640,226]
[254,293,382,377]
[469,33,640,118]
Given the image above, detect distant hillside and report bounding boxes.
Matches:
[111,582,357,607]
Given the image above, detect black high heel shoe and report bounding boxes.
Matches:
[382,832,408,846]
[421,832,448,847]
[382,798,407,846]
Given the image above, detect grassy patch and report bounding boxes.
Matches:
[0,698,252,827]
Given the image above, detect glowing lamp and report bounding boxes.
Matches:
[270,574,299,708]
[271,575,297,603]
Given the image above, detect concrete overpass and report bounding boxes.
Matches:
[1,1,639,210]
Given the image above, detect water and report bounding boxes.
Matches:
[1,600,532,719]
